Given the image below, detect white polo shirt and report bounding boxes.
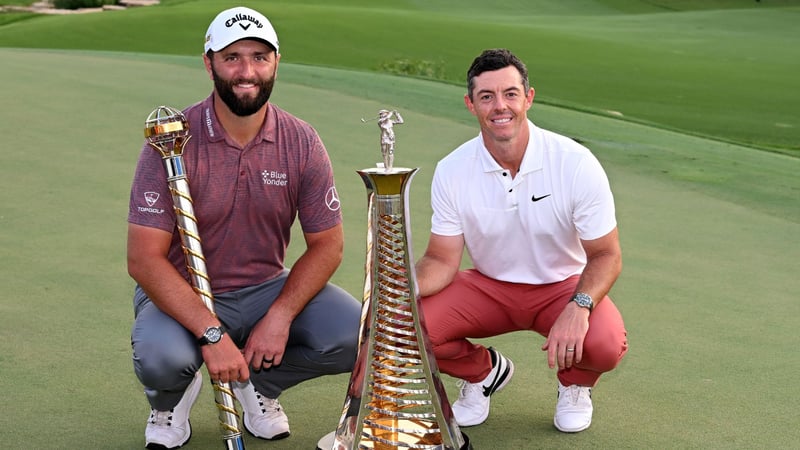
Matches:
[430,120,616,284]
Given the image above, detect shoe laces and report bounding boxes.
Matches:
[456,379,484,400]
[254,391,284,416]
[148,409,174,427]
[559,384,591,406]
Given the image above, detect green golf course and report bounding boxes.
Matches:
[1,1,798,448]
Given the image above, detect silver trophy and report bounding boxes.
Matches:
[144,106,246,450]
[318,111,471,449]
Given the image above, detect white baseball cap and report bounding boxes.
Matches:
[204,7,279,54]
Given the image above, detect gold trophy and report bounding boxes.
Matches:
[143,106,246,450]
[318,111,471,449]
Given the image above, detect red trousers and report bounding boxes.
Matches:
[419,269,628,387]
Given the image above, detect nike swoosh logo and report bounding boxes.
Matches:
[482,364,511,397]
[531,194,551,202]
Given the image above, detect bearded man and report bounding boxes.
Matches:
[126,7,361,449]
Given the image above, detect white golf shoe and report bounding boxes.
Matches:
[144,371,202,449]
[451,347,515,427]
[554,381,593,432]
[233,380,291,440]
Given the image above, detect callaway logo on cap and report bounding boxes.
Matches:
[204,7,280,53]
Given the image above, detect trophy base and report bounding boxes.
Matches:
[316,431,335,450]
[461,432,473,450]
[315,430,473,450]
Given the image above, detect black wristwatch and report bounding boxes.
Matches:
[197,325,226,346]
[571,293,594,312]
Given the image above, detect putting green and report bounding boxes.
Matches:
[1,48,798,449]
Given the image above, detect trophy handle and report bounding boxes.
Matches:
[144,106,246,450]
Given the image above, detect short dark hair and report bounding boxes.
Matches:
[466,48,530,100]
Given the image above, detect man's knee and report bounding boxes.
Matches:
[133,342,198,390]
[584,331,628,373]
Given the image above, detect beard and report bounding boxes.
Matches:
[211,64,275,117]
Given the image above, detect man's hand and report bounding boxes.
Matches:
[201,336,249,383]
[541,302,590,370]
[243,310,292,371]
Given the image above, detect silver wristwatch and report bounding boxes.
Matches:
[197,325,226,346]
[571,293,594,311]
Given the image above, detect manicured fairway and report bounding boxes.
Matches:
[0,0,798,153]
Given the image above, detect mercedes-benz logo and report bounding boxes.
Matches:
[325,186,341,211]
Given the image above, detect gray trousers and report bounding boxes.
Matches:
[131,271,361,410]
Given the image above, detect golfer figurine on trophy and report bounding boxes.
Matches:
[318,110,471,450]
[361,109,404,172]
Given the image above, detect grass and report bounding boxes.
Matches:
[0,0,798,153]
[1,1,799,449]
[2,45,798,450]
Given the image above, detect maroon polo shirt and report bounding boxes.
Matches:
[128,95,342,293]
